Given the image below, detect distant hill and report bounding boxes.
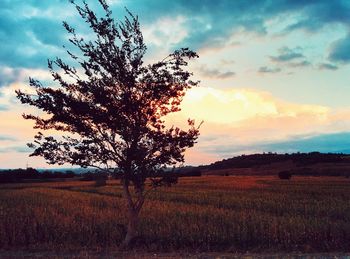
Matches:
[193,152,350,177]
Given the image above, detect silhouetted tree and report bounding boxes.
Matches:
[16,0,200,248]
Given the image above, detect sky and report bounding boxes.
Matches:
[1,0,350,168]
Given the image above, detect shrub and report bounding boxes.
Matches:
[278,170,292,180]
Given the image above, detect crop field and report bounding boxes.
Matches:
[0,176,349,253]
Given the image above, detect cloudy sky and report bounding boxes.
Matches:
[1,0,350,168]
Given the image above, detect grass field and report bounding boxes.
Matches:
[0,176,349,253]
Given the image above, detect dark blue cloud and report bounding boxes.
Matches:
[288,60,312,68]
[0,67,20,87]
[283,0,350,33]
[261,132,350,153]
[28,18,66,46]
[270,47,304,62]
[123,0,268,51]
[0,22,59,68]
[205,132,350,155]
[269,47,312,69]
[0,0,70,69]
[258,66,282,74]
[119,0,350,51]
[1,0,349,72]
[198,65,235,79]
[318,63,338,70]
[329,34,350,64]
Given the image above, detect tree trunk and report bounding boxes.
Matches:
[121,208,139,248]
[120,180,144,249]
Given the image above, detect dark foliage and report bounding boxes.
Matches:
[0,168,77,183]
[174,166,202,176]
[174,169,202,177]
[278,170,292,180]
[80,171,109,181]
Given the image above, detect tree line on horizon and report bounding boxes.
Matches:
[0,167,202,184]
[1,151,348,182]
[0,168,77,183]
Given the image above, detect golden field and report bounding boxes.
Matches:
[0,176,349,253]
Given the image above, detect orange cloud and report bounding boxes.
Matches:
[164,87,350,164]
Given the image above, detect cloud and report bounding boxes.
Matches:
[129,1,267,50]
[0,68,52,115]
[0,104,8,111]
[283,1,350,33]
[318,63,338,71]
[0,145,31,153]
[142,16,188,49]
[206,132,350,156]
[329,34,350,64]
[0,0,348,73]
[198,65,235,79]
[129,0,350,51]
[0,0,349,72]
[258,66,281,74]
[0,0,80,69]
[28,18,66,46]
[220,59,236,65]
[164,86,350,163]
[0,15,49,68]
[287,60,311,68]
[269,46,312,69]
[270,46,304,62]
[0,67,51,89]
[168,87,329,128]
[0,135,16,141]
[0,67,21,87]
[263,132,350,154]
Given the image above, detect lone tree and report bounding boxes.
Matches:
[16,0,200,247]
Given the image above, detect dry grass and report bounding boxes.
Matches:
[0,176,349,253]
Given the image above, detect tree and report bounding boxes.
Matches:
[16,0,200,248]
